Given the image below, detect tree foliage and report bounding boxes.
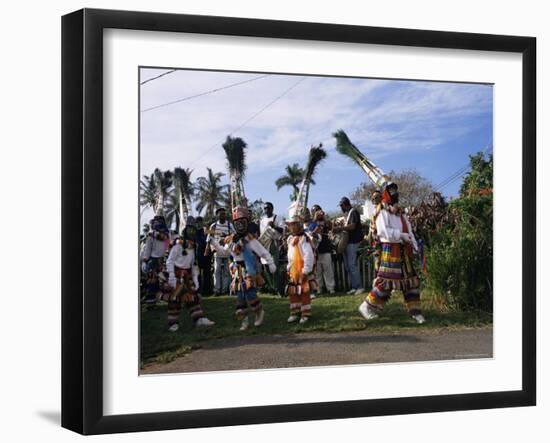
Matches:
[459,151,493,197]
[195,168,229,222]
[424,151,493,312]
[275,163,313,201]
[350,168,435,208]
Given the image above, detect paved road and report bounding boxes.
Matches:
[141,327,492,374]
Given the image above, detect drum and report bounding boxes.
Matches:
[258,225,282,250]
[331,230,349,254]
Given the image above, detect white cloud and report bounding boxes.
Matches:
[139,68,492,190]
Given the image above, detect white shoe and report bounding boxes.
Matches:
[329,290,336,295]
[354,287,366,295]
[240,317,249,331]
[196,317,215,327]
[254,309,265,327]
[412,314,426,324]
[168,323,179,332]
[287,315,299,323]
[358,301,379,320]
[299,316,309,325]
[346,288,356,295]
[310,294,316,300]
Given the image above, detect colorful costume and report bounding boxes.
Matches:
[164,237,214,331]
[140,216,170,305]
[219,135,276,330]
[210,229,275,329]
[333,130,425,323]
[363,205,422,316]
[286,229,316,323]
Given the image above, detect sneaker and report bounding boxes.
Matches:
[196,317,215,327]
[354,287,366,295]
[358,301,379,320]
[310,293,316,300]
[254,309,265,327]
[168,323,179,332]
[328,290,336,295]
[287,315,299,323]
[299,316,309,325]
[240,317,249,331]
[346,288,356,295]
[412,314,426,324]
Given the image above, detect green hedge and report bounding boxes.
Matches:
[425,195,493,312]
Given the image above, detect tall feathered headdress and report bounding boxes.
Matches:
[333,129,390,189]
[222,135,249,220]
[289,143,327,220]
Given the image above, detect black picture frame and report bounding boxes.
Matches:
[61,8,536,435]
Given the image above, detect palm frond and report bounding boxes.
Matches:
[173,167,194,197]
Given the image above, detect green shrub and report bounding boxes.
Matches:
[425,194,493,312]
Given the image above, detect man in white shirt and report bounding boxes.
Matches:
[358,182,426,324]
[207,207,234,295]
[259,202,285,295]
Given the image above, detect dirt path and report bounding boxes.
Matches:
[141,327,492,374]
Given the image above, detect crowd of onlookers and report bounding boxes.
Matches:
[140,197,370,305]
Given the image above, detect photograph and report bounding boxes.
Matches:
[138,68,494,375]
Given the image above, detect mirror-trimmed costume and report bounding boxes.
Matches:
[286,225,316,322]
[140,217,170,305]
[363,202,423,317]
[209,226,275,324]
[164,237,213,329]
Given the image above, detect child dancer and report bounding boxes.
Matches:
[286,214,316,324]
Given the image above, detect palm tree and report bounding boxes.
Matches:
[172,167,194,233]
[139,169,173,221]
[140,172,157,213]
[139,168,173,220]
[275,163,313,201]
[195,168,229,221]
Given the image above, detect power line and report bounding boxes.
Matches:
[141,74,271,113]
[434,164,470,191]
[140,69,177,85]
[188,76,307,169]
[433,145,493,193]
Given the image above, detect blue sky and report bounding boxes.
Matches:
[140,68,492,222]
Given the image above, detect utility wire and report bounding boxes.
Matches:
[188,76,307,169]
[433,145,493,193]
[141,74,271,113]
[140,69,177,85]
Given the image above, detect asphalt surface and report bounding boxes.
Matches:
[141,327,493,374]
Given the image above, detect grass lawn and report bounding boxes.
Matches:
[140,290,492,366]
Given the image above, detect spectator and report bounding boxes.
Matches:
[334,197,364,295]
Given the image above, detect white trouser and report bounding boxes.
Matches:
[213,256,230,293]
[315,252,335,292]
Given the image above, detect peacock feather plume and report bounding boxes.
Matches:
[222,136,247,178]
[222,135,248,212]
[333,129,389,188]
[304,144,327,181]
